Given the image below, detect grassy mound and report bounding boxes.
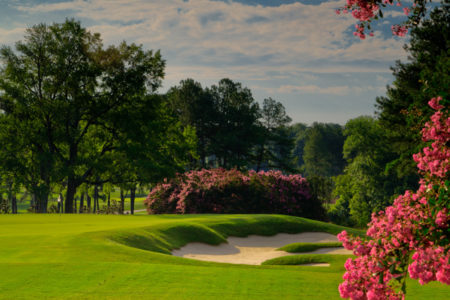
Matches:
[262,254,347,269]
[277,242,343,253]
[104,215,363,260]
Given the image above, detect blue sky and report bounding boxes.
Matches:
[0,0,411,124]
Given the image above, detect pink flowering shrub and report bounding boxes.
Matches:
[145,168,325,219]
[337,1,432,38]
[337,96,449,299]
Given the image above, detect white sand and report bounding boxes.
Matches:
[172,232,352,265]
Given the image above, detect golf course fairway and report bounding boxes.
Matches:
[0,214,448,299]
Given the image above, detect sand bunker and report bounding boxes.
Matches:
[172,232,352,265]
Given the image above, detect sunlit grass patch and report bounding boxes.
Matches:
[278,242,343,253]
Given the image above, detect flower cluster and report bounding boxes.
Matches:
[145,168,325,219]
[413,97,450,179]
[409,247,450,285]
[336,0,421,38]
[391,25,408,37]
[338,96,449,299]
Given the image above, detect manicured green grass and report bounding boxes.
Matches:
[278,242,343,253]
[123,197,147,211]
[0,214,448,299]
[263,253,348,268]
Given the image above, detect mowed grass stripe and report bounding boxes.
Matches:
[0,262,344,299]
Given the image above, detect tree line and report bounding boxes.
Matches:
[0,20,196,213]
[0,19,298,214]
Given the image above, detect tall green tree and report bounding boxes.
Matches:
[375,4,449,190]
[302,123,345,177]
[330,116,400,227]
[0,20,180,213]
[255,97,295,172]
[109,94,196,214]
[166,79,214,168]
[207,78,261,168]
[166,80,297,172]
[290,122,308,171]
[0,22,71,212]
[0,115,27,213]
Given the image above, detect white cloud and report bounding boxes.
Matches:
[6,0,408,123]
[16,0,86,13]
[376,74,390,84]
[384,10,406,18]
[0,27,26,46]
[257,83,385,96]
[15,0,407,66]
[278,84,350,95]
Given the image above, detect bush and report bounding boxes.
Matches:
[144,168,325,219]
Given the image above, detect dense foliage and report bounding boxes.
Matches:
[302,123,346,177]
[0,20,194,213]
[145,168,325,219]
[375,4,449,190]
[330,3,449,227]
[329,116,399,227]
[338,98,449,299]
[167,79,296,171]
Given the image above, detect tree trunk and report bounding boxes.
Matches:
[11,194,17,214]
[65,177,78,213]
[74,195,77,213]
[57,193,63,213]
[79,193,85,213]
[33,191,39,213]
[130,186,136,215]
[0,194,5,213]
[31,193,36,212]
[38,194,48,213]
[93,185,98,213]
[87,194,91,212]
[95,185,100,211]
[35,188,49,213]
[7,183,17,214]
[120,189,125,214]
[107,193,110,209]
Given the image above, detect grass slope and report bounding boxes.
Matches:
[0,214,448,299]
[278,242,343,253]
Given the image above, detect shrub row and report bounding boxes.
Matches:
[144,168,325,219]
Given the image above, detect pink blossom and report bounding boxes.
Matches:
[338,97,449,299]
[337,0,413,38]
[391,25,408,37]
[428,96,444,110]
[435,210,448,227]
[144,168,319,217]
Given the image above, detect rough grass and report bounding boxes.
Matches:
[0,214,448,299]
